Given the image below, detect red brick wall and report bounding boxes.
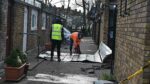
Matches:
[114,0,150,84]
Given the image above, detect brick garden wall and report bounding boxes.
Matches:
[114,0,150,84]
[38,12,49,47]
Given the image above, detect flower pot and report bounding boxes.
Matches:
[5,63,26,81]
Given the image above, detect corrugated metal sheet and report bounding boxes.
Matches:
[39,51,101,63]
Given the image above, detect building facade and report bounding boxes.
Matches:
[90,0,150,84]
[0,0,52,77]
[114,0,150,84]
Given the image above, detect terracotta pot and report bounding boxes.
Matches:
[5,63,26,81]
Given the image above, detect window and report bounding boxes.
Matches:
[31,9,38,30]
[120,0,130,17]
[32,15,35,27]
[42,13,46,30]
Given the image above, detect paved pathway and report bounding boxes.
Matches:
[0,37,111,84]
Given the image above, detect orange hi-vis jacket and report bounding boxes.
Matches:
[70,32,80,48]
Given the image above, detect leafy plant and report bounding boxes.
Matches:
[101,73,115,81]
[16,49,28,63]
[5,49,27,67]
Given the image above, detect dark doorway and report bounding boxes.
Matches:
[6,0,13,56]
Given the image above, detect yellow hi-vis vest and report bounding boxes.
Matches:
[51,24,63,40]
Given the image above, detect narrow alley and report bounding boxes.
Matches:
[0,0,150,84]
[0,37,111,84]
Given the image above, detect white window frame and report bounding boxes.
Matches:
[31,9,38,31]
[42,13,46,30]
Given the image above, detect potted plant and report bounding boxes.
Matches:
[4,49,27,81]
[17,49,30,75]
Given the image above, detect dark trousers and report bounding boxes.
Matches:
[70,38,73,55]
[70,38,81,55]
[51,40,62,61]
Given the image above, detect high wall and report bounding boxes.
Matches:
[114,0,150,84]
[0,0,8,61]
[12,2,24,49]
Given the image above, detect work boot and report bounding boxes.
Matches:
[70,52,72,56]
[50,57,54,61]
[58,59,61,62]
[58,55,61,62]
[50,59,54,61]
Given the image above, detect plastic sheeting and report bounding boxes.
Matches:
[63,27,71,44]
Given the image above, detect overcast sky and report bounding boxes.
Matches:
[50,0,95,12]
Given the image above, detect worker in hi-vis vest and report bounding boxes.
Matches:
[70,31,83,55]
[50,18,64,62]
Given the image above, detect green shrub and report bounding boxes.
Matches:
[5,49,27,67]
[16,49,27,63]
[101,73,115,80]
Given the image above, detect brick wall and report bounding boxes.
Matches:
[12,3,24,49]
[39,13,51,45]
[0,0,51,62]
[0,0,8,61]
[143,1,150,83]
[99,0,109,44]
[101,9,109,44]
[38,12,48,47]
[27,7,38,51]
[114,0,150,84]
[27,7,50,52]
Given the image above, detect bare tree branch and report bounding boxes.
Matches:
[52,1,67,5]
[75,0,89,10]
[75,0,83,7]
[67,0,70,8]
[49,0,53,2]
